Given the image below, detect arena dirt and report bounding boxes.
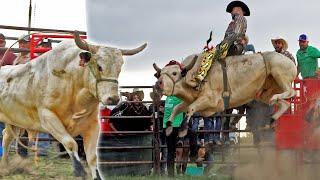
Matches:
[233,144,320,180]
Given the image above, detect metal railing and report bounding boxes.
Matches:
[96,85,255,175]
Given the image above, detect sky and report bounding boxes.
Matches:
[2,0,320,87]
[86,0,320,87]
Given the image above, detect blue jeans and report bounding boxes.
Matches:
[0,123,4,146]
[38,133,50,155]
[213,116,222,142]
[191,114,201,132]
[204,115,221,142]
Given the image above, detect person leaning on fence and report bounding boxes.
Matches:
[109,88,152,131]
[163,95,184,177]
[271,37,296,64]
[296,34,320,79]
[13,34,31,65]
[0,32,16,65]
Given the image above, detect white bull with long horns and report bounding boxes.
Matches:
[0,31,147,179]
[154,52,297,137]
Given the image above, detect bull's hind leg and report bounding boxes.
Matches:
[0,113,21,165]
[269,72,296,120]
[1,125,16,165]
[272,99,290,120]
[270,70,296,104]
[38,108,86,178]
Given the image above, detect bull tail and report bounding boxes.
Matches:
[6,125,38,152]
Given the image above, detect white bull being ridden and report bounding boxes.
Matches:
[153,52,297,137]
[0,31,147,179]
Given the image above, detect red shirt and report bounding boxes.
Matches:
[100,107,112,132]
[0,51,16,65]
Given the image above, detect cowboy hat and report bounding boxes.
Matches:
[132,88,144,101]
[271,37,288,51]
[226,1,250,16]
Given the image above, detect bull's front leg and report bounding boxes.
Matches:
[82,116,101,180]
[178,95,218,138]
[165,102,188,136]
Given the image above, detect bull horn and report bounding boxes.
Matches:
[153,63,161,73]
[120,43,147,56]
[74,30,90,51]
[184,55,198,71]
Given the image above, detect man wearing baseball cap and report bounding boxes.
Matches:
[296,34,320,79]
[13,34,30,65]
[271,37,295,64]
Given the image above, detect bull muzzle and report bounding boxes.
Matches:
[155,80,164,94]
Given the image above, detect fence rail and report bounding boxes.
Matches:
[0,25,86,35]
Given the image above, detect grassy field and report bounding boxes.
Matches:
[0,154,234,180]
[0,136,251,180]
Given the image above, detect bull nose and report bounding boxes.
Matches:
[156,80,163,89]
[110,95,119,105]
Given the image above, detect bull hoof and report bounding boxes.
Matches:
[94,169,102,180]
[178,129,188,138]
[165,126,173,136]
[72,155,87,178]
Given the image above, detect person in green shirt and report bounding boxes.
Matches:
[296,34,320,79]
[163,96,184,177]
[163,96,184,128]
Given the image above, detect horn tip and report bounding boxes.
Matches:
[142,43,147,49]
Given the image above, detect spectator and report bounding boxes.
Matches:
[242,35,256,54]
[37,38,52,56]
[271,37,295,64]
[296,34,320,79]
[0,33,16,65]
[190,113,214,175]
[14,34,30,65]
[163,96,184,177]
[38,38,52,48]
[211,113,222,145]
[110,89,152,131]
[224,106,245,143]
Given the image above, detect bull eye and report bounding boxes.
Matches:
[98,65,103,71]
[172,72,177,76]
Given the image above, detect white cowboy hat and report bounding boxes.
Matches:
[271,37,288,51]
[132,88,144,101]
